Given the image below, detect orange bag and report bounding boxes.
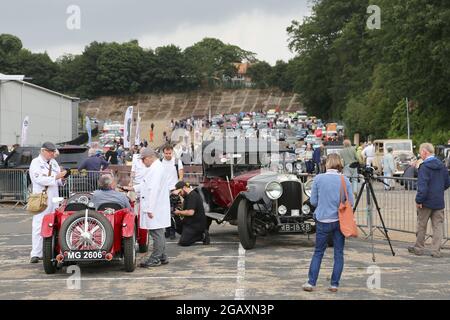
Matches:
[339,176,358,238]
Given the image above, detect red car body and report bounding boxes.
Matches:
[41,193,148,273]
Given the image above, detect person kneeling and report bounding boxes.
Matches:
[173,181,210,246]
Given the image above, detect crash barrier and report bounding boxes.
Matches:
[58,170,104,198]
[351,176,450,243]
[0,169,28,204]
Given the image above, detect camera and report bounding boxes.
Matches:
[350,162,377,177]
[64,168,71,178]
[170,193,182,212]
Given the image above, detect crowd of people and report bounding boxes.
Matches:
[24,129,450,292]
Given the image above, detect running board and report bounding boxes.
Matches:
[206,212,225,223]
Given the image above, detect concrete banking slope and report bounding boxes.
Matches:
[79,88,303,147]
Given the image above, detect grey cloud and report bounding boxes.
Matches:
[0,0,309,59]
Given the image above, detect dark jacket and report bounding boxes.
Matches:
[312,148,322,165]
[416,157,450,209]
[78,156,109,171]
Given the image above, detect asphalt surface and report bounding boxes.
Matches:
[0,205,449,300]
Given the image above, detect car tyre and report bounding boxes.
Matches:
[237,198,256,250]
[123,232,136,272]
[59,210,114,252]
[43,234,57,274]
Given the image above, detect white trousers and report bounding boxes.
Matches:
[31,211,48,258]
[366,157,375,166]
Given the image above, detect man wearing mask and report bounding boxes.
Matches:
[174,181,210,246]
[29,142,67,263]
[123,148,171,267]
[161,144,184,239]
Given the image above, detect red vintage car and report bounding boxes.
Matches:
[199,140,317,250]
[41,193,148,274]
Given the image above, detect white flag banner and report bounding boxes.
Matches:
[123,106,134,149]
[85,116,92,146]
[135,109,141,146]
[21,116,30,146]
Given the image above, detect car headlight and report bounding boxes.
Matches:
[302,204,311,215]
[265,181,283,200]
[278,205,287,215]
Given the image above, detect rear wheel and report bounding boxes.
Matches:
[43,234,57,274]
[123,232,136,272]
[237,199,256,250]
[59,210,114,252]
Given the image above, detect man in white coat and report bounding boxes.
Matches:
[362,141,376,166]
[29,142,67,263]
[382,147,396,190]
[124,148,171,268]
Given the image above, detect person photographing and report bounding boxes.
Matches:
[173,181,210,246]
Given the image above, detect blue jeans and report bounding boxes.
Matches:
[308,221,345,287]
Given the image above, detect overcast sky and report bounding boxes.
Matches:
[0,0,311,65]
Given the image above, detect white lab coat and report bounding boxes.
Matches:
[134,160,170,230]
[362,145,375,166]
[29,155,64,257]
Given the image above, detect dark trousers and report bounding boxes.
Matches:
[176,223,204,247]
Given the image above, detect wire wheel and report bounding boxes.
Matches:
[59,210,114,252]
[66,217,106,250]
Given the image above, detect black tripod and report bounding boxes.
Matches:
[353,172,396,262]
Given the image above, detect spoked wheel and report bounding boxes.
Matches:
[59,210,114,252]
[43,233,57,274]
[123,232,137,272]
[237,199,256,250]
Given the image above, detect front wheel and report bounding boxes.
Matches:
[43,234,57,274]
[237,199,256,250]
[123,232,136,272]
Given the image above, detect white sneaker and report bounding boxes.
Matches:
[302,283,315,292]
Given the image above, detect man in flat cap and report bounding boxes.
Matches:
[29,142,67,263]
[122,148,171,267]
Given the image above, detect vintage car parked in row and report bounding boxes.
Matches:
[41,193,148,274]
[198,140,317,249]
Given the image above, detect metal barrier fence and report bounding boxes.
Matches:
[0,169,28,205]
[351,176,450,243]
[1,167,449,243]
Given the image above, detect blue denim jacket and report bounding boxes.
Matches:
[310,170,354,222]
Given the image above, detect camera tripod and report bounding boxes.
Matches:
[353,173,396,262]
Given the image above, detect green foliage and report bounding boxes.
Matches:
[0,35,255,97]
[287,0,450,145]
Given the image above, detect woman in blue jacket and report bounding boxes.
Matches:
[303,153,354,293]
